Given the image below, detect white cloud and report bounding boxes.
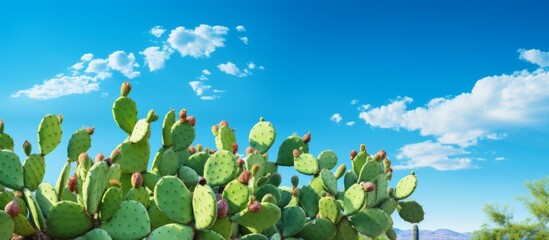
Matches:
[395,141,474,171]
[236,25,246,32]
[202,69,211,75]
[168,24,229,58]
[359,69,549,147]
[81,53,94,62]
[346,121,355,126]
[71,62,84,71]
[140,46,173,72]
[189,81,211,96]
[218,62,241,76]
[200,95,219,100]
[11,74,99,100]
[150,26,166,38]
[330,113,343,123]
[213,89,226,93]
[495,157,505,161]
[107,51,140,79]
[239,36,249,45]
[85,59,112,80]
[519,49,549,67]
[248,62,255,69]
[351,99,359,105]
[259,66,265,70]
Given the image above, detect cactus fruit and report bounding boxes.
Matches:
[37,114,63,155]
[100,200,151,240]
[249,117,276,154]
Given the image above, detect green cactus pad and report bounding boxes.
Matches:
[38,114,63,155]
[193,183,218,230]
[126,187,150,209]
[61,187,77,202]
[158,148,179,176]
[375,173,389,205]
[222,180,251,215]
[147,223,194,240]
[343,170,357,191]
[142,172,160,192]
[397,200,425,223]
[23,154,45,191]
[255,184,281,205]
[380,198,398,215]
[0,150,24,190]
[204,150,237,186]
[119,173,132,196]
[394,174,417,200]
[334,218,359,240]
[319,197,340,223]
[118,138,150,174]
[343,183,366,216]
[357,160,380,183]
[348,208,392,238]
[199,230,225,240]
[154,176,192,224]
[276,135,308,166]
[35,183,58,218]
[210,215,232,239]
[178,166,199,189]
[232,202,281,233]
[162,110,176,147]
[12,214,35,237]
[297,218,337,240]
[148,200,175,229]
[317,150,338,170]
[171,120,195,151]
[82,228,113,240]
[129,119,150,143]
[215,125,236,151]
[240,233,269,240]
[150,147,165,174]
[56,161,72,199]
[24,188,46,230]
[309,176,325,197]
[47,201,93,239]
[0,191,13,208]
[249,118,276,154]
[0,132,14,151]
[99,186,123,222]
[320,169,338,196]
[185,151,210,176]
[112,96,138,135]
[176,149,191,167]
[351,150,369,175]
[294,153,319,175]
[299,186,319,217]
[245,153,267,177]
[277,187,292,208]
[0,210,14,240]
[67,128,92,162]
[281,206,306,237]
[83,161,110,215]
[100,200,151,240]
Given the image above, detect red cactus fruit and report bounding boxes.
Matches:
[237,158,245,167]
[232,143,239,154]
[248,201,261,212]
[95,153,105,163]
[188,146,197,155]
[86,127,95,135]
[375,150,386,161]
[291,175,299,187]
[5,200,20,217]
[219,120,229,127]
[302,132,311,144]
[109,179,121,187]
[217,199,229,219]
[350,150,358,160]
[22,140,31,156]
[121,82,132,97]
[292,149,300,158]
[238,170,252,184]
[131,172,143,188]
[246,146,254,155]
[187,116,196,126]
[68,175,78,193]
[361,182,376,192]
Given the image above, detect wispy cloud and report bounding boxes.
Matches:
[330,113,342,123]
[351,99,359,105]
[346,121,355,126]
[239,36,248,45]
[150,26,166,38]
[495,157,505,161]
[519,48,549,67]
[236,25,246,32]
[11,75,99,100]
[395,141,474,171]
[168,24,229,58]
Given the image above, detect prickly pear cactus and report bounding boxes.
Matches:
[37,114,63,155]
[47,201,93,239]
[0,150,24,189]
[249,117,276,154]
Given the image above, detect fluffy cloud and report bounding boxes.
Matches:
[346,121,355,126]
[107,51,140,78]
[81,53,94,61]
[239,36,248,45]
[330,113,343,123]
[236,25,246,32]
[140,46,173,72]
[519,49,549,67]
[168,24,229,58]
[85,59,112,80]
[218,62,241,76]
[189,81,211,96]
[202,69,211,75]
[11,74,99,100]
[395,141,474,171]
[150,26,166,38]
[248,62,255,69]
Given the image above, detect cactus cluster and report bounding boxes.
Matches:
[0,82,424,240]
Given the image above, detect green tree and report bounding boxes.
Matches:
[472,177,549,240]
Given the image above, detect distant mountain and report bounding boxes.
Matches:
[394,228,472,240]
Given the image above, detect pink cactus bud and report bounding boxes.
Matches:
[361,182,376,192]
[188,146,197,155]
[198,177,207,186]
[219,120,229,127]
[375,150,386,161]
[58,114,64,124]
[293,149,300,158]
[131,172,143,188]
[179,109,187,121]
[291,187,300,197]
[86,127,95,135]
[238,170,252,184]
[95,153,105,163]
[5,200,20,217]
[209,149,216,155]
[302,132,311,144]
[385,167,393,174]
[248,201,261,212]
[78,153,89,165]
[350,150,358,160]
[187,116,196,126]
[232,143,239,155]
[120,82,132,97]
[237,158,245,167]
[109,179,121,187]
[246,147,254,155]
[251,164,260,176]
[217,199,229,219]
[68,175,78,193]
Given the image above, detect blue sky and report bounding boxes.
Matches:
[1,0,549,232]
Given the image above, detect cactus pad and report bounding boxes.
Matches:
[129,119,150,143]
[47,201,93,239]
[297,218,337,240]
[351,150,369,175]
[397,200,425,223]
[317,150,338,170]
[204,150,237,186]
[214,124,236,151]
[0,132,14,151]
[171,120,195,151]
[343,183,366,216]
[255,184,281,205]
[100,200,151,240]
[240,233,269,240]
[118,138,150,173]
[334,218,359,240]
[35,183,58,218]
[126,187,150,209]
[319,197,340,223]
[380,198,398,215]
[294,153,319,175]
[192,184,218,230]
[185,151,210,176]
[83,161,110,215]
[154,176,192,224]
[147,200,175,229]
[158,148,179,176]
[23,154,46,191]
[222,179,251,215]
[161,110,176,147]
[343,170,357,191]
[299,186,319,217]
[394,173,417,200]
[276,135,308,166]
[282,206,306,237]
[67,128,92,162]
[147,223,194,240]
[56,161,72,199]
[178,166,199,189]
[232,202,281,233]
[12,214,35,237]
[210,215,232,239]
[348,208,392,238]
[81,229,112,240]
[320,169,338,196]
[112,96,138,135]
[0,210,14,240]
[99,186,123,222]
[0,150,24,190]
[358,160,380,183]
[38,114,63,155]
[198,230,225,240]
[249,118,276,154]
[245,153,267,177]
